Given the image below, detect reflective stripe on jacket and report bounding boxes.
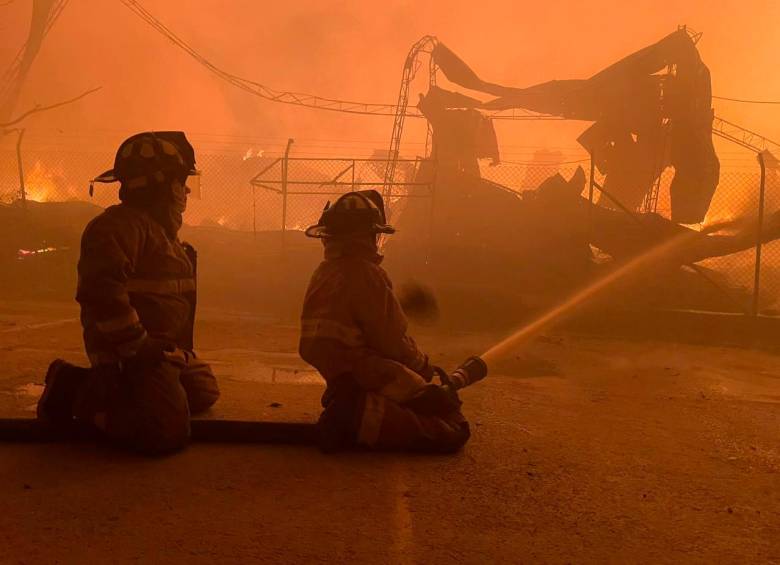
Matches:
[299,243,428,402]
[77,204,196,364]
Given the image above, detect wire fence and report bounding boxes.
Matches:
[483,158,778,315]
[249,156,433,236]
[1,142,777,314]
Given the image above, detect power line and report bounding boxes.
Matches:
[118,2,780,118]
[713,95,780,105]
[500,158,590,166]
[116,0,554,121]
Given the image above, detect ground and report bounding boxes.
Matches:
[0,300,778,564]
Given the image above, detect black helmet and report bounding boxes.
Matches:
[91,131,199,197]
[305,190,395,238]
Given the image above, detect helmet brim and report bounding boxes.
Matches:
[92,169,119,184]
[304,223,396,239]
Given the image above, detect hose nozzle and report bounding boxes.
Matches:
[446,356,488,391]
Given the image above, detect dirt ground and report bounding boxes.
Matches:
[0,299,778,564]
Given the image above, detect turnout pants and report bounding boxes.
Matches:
[319,377,470,453]
[76,351,219,453]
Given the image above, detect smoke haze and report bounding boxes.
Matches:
[1,0,779,160]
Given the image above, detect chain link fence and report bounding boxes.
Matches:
[480,157,778,314]
[1,142,776,314]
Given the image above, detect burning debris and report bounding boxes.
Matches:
[16,246,68,260]
[22,160,80,203]
[242,148,265,161]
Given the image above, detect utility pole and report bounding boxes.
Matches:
[752,151,767,316]
[16,128,27,208]
[281,138,294,253]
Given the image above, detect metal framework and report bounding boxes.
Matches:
[382,36,438,194]
[712,116,780,153]
[250,156,435,238]
[251,157,433,194]
[118,3,780,155]
[120,2,780,314]
[639,120,672,214]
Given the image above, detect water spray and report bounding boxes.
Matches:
[408,223,726,393]
[480,226,721,366]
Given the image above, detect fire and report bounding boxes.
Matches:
[23,160,77,202]
[242,148,265,161]
[701,213,738,233]
[24,161,58,202]
[17,246,68,260]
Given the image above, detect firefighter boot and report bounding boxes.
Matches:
[36,359,90,425]
[317,377,361,453]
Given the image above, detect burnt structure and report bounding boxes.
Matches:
[425,28,719,223]
[384,29,777,313]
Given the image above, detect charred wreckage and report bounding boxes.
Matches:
[386,28,780,313]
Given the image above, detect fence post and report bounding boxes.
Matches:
[252,185,256,240]
[16,128,26,208]
[752,151,767,316]
[588,153,596,206]
[587,152,596,266]
[427,158,437,267]
[281,138,294,252]
[351,159,355,191]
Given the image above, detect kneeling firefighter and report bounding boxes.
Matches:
[37,131,219,454]
[300,190,486,452]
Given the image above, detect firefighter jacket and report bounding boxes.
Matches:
[299,241,430,403]
[76,204,196,366]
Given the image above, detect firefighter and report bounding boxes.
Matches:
[36,131,219,454]
[300,190,470,452]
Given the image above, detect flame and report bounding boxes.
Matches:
[22,160,77,202]
[24,161,58,202]
[701,213,737,233]
[17,246,68,260]
[242,148,265,161]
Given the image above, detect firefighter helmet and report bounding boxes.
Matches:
[305,189,395,238]
[91,131,199,197]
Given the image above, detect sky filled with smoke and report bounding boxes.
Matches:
[2,0,780,162]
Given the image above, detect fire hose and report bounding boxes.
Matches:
[0,356,489,444]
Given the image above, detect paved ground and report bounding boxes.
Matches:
[1,300,778,564]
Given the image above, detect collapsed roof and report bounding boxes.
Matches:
[426,29,720,223]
